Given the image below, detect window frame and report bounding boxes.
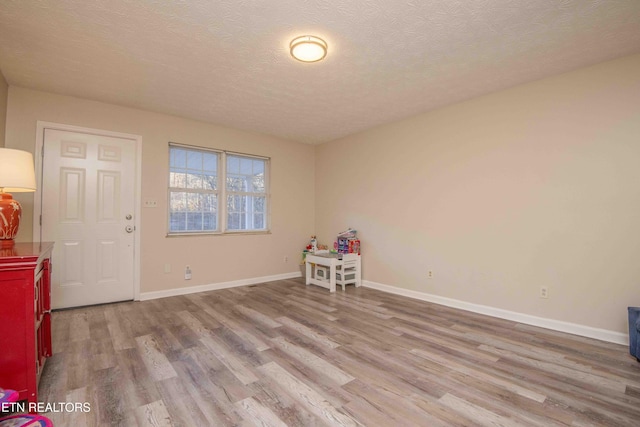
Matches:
[167,143,270,236]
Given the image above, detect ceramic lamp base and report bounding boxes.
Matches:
[0,192,22,248]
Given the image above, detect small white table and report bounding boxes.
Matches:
[305,253,361,292]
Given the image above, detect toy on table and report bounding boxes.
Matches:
[335,228,360,255]
[304,236,329,254]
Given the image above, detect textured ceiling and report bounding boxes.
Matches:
[1,0,639,144]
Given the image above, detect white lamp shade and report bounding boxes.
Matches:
[0,148,37,192]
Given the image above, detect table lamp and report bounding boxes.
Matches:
[0,148,37,248]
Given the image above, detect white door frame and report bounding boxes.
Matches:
[33,121,142,301]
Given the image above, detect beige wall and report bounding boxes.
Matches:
[315,54,640,335]
[0,71,7,146]
[5,87,315,293]
[4,54,639,335]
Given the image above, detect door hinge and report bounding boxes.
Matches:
[39,215,42,226]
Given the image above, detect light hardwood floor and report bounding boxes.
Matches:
[38,279,640,426]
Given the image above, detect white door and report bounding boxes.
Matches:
[41,128,137,309]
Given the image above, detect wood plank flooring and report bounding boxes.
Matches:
[38,279,640,426]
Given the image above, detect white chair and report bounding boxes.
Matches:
[335,253,359,291]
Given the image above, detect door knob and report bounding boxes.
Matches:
[126,214,133,220]
[125,225,134,233]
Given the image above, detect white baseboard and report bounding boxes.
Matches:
[139,271,302,301]
[363,280,628,346]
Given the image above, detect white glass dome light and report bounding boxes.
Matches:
[290,35,328,63]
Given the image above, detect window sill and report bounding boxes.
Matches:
[166,230,271,238]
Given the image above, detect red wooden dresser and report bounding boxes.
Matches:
[0,242,54,405]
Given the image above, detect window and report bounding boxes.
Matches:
[226,154,267,231]
[168,144,269,234]
[168,146,219,233]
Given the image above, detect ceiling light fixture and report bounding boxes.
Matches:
[290,35,327,63]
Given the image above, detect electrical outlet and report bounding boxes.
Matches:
[540,286,548,299]
[428,270,433,279]
[185,265,192,280]
[143,200,158,208]
[284,255,288,263]
[164,263,171,274]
